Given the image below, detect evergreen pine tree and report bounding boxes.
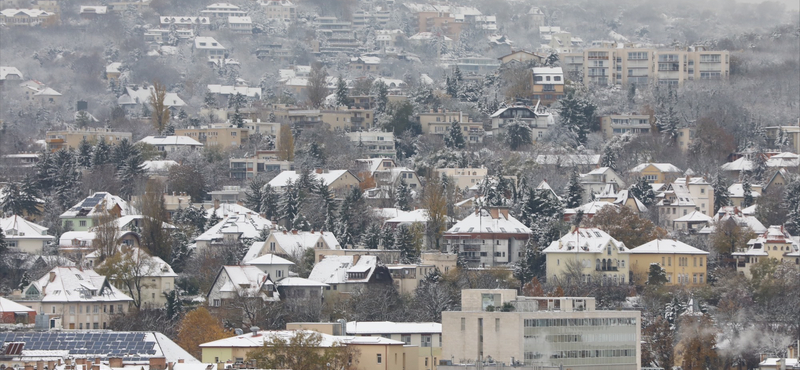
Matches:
[712,172,731,213]
[92,138,111,168]
[207,210,222,231]
[380,226,394,249]
[393,225,419,263]
[630,176,657,207]
[260,184,279,221]
[77,137,93,168]
[444,121,466,149]
[742,177,754,208]
[335,76,351,107]
[374,80,389,114]
[244,178,266,213]
[504,118,532,150]
[315,181,337,232]
[394,179,412,211]
[0,228,6,256]
[111,138,136,171]
[783,180,800,235]
[564,171,584,208]
[513,240,546,285]
[117,154,145,198]
[279,181,301,229]
[362,223,382,249]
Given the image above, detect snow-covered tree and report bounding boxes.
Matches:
[564,171,584,208]
[558,93,597,147]
[394,179,412,211]
[77,137,93,168]
[393,225,419,263]
[335,76,351,107]
[504,118,532,150]
[361,223,381,249]
[279,181,301,229]
[244,178,266,212]
[742,177,754,208]
[647,263,668,285]
[444,121,466,149]
[630,176,657,207]
[712,171,731,213]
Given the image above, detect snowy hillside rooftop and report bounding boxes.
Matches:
[346,321,442,335]
[544,228,629,254]
[629,239,709,254]
[446,208,531,235]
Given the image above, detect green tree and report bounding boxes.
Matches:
[77,137,93,168]
[394,179,412,211]
[1,181,41,216]
[306,62,328,108]
[334,76,352,107]
[384,101,420,136]
[513,240,546,285]
[244,178,266,213]
[504,118,532,150]
[141,179,173,262]
[393,225,420,263]
[279,181,301,229]
[92,138,111,167]
[564,171,584,208]
[260,184,280,222]
[647,264,668,285]
[630,176,657,207]
[248,331,358,370]
[373,80,389,114]
[742,177,754,208]
[444,121,466,149]
[712,171,731,212]
[168,164,208,202]
[76,110,91,128]
[228,92,246,128]
[558,92,597,146]
[0,229,6,256]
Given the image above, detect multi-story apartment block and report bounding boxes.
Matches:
[444,207,531,268]
[543,227,631,285]
[14,267,133,330]
[46,128,132,152]
[229,151,294,180]
[321,107,375,131]
[441,289,641,370]
[599,114,651,138]
[175,124,248,147]
[629,239,709,286]
[226,16,252,34]
[435,167,488,191]
[260,0,296,21]
[346,131,395,158]
[561,45,729,86]
[531,67,565,105]
[418,109,484,143]
[733,225,800,279]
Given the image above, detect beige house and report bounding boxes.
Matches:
[435,167,488,192]
[14,266,133,330]
[344,321,442,370]
[497,50,543,65]
[629,162,682,183]
[0,8,54,26]
[175,125,249,147]
[46,128,132,152]
[629,239,709,286]
[86,245,178,309]
[733,226,800,279]
[543,227,631,285]
[441,289,641,369]
[444,207,531,268]
[0,215,55,254]
[268,169,361,197]
[248,229,341,260]
[321,107,375,131]
[418,109,482,140]
[677,127,695,152]
[261,0,296,21]
[600,114,652,139]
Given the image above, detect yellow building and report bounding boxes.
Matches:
[629,162,683,183]
[435,167,488,191]
[733,225,800,279]
[677,127,695,152]
[46,128,132,152]
[531,67,565,106]
[418,109,483,143]
[175,125,249,147]
[321,107,375,131]
[200,329,418,370]
[600,114,652,139]
[629,239,709,286]
[543,227,632,285]
[497,50,543,65]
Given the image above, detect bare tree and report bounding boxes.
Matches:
[306,62,328,108]
[150,81,171,135]
[141,179,172,262]
[93,201,120,260]
[95,246,158,309]
[422,174,448,251]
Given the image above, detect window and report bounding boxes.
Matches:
[93,323,99,329]
[421,334,432,347]
[269,242,276,251]
[495,318,500,331]
[401,334,411,345]
[212,299,220,307]
[668,257,672,266]
[79,220,87,227]
[377,354,382,364]
[461,317,465,330]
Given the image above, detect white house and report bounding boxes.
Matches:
[543,227,631,285]
[193,36,226,64]
[138,135,203,152]
[444,207,532,268]
[207,265,278,307]
[195,212,273,250]
[0,215,55,254]
[246,229,341,260]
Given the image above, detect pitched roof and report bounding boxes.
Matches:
[60,192,132,219]
[346,321,442,335]
[269,230,341,257]
[630,239,708,254]
[0,215,53,240]
[119,86,186,107]
[27,266,133,303]
[630,163,682,173]
[34,87,62,96]
[196,212,272,242]
[211,265,277,298]
[728,183,761,198]
[308,255,378,285]
[267,170,353,188]
[543,228,629,254]
[720,157,753,172]
[445,208,531,235]
[245,253,295,266]
[0,66,23,80]
[194,36,225,49]
[277,277,328,287]
[138,136,203,146]
[89,246,178,278]
[0,296,35,313]
[199,330,404,348]
[205,203,257,218]
[674,210,713,222]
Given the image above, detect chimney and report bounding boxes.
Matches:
[76,359,86,366]
[282,230,287,234]
[291,229,298,235]
[315,168,323,174]
[168,363,174,370]
[49,271,56,282]
[25,363,34,370]
[94,358,100,365]
[352,254,361,265]
[37,361,44,370]
[109,358,123,368]
[149,358,167,370]
[178,360,184,364]
[91,364,99,370]
[214,199,220,210]
[250,326,260,336]
[488,208,499,219]
[48,361,55,370]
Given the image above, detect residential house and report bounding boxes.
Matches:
[672,211,713,233]
[454,57,501,74]
[444,207,531,268]
[229,151,294,180]
[203,203,257,219]
[629,239,709,286]
[175,125,249,147]
[0,8,53,26]
[33,87,62,104]
[194,212,273,250]
[543,227,631,285]
[655,182,702,229]
[243,253,294,280]
[86,245,178,309]
[193,36,226,64]
[0,296,36,324]
[629,162,682,183]
[441,289,641,369]
[497,50,543,65]
[59,214,174,253]
[137,135,203,152]
[418,109,483,143]
[308,255,392,296]
[375,29,404,49]
[199,329,412,370]
[563,201,615,222]
[321,106,375,131]
[206,265,278,308]
[435,167,488,192]
[105,62,122,81]
[0,66,23,87]
[117,85,186,116]
[733,225,800,279]
[0,216,54,254]
[246,229,341,260]
[226,16,251,33]
[208,186,246,204]
[578,167,626,203]
[765,124,800,154]
[531,67,565,106]
[159,16,210,30]
[365,166,422,202]
[207,82,261,102]
[60,192,131,231]
[15,266,133,330]
[599,114,651,139]
[200,3,245,20]
[346,131,395,158]
[344,321,442,370]
[267,169,361,197]
[594,188,648,214]
[260,0,296,21]
[728,182,762,208]
[699,206,767,235]
[45,128,132,152]
[677,127,695,152]
[490,105,554,142]
[534,153,601,171]
[349,56,381,73]
[673,176,714,215]
[387,263,440,295]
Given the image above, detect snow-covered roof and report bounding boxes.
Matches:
[119,86,186,107]
[0,296,34,313]
[228,15,251,24]
[0,8,50,17]
[160,16,209,25]
[308,255,379,285]
[25,266,133,303]
[673,210,713,223]
[90,246,178,278]
[138,136,203,147]
[207,84,261,98]
[720,157,753,172]
[245,253,295,266]
[196,212,272,242]
[267,170,353,188]
[630,162,682,173]
[384,209,432,225]
[728,183,761,198]
[143,160,178,172]
[630,239,708,254]
[80,6,107,14]
[269,230,341,257]
[277,277,328,287]
[194,36,225,50]
[200,330,403,348]
[656,183,696,207]
[0,215,53,240]
[60,192,132,219]
[543,228,629,254]
[0,66,23,80]
[611,190,647,213]
[351,56,381,65]
[535,154,601,166]
[409,32,452,41]
[699,206,767,235]
[205,203,256,218]
[34,87,62,96]
[445,208,531,235]
[566,201,614,215]
[346,321,442,335]
[205,2,239,9]
[212,265,274,297]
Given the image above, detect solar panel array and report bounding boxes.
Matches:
[0,332,157,360]
[80,193,107,208]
